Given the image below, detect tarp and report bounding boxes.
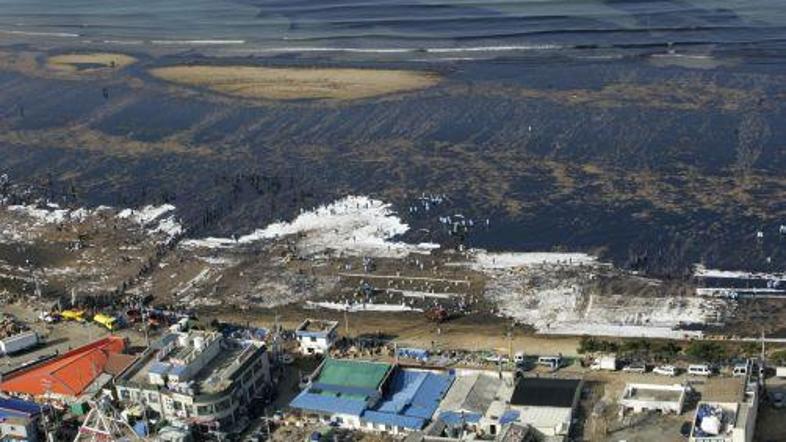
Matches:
[500,410,520,425]
[439,411,482,425]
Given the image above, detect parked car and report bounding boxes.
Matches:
[622,363,648,373]
[537,356,562,371]
[688,364,713,376]
[654,365,678,376]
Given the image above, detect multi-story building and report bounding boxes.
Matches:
[295,319,338,355]
[114,330,270,435]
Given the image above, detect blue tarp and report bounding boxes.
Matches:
[439,411,482,426]
[133,421,149,437]
[397,348,429,361]
[499,410,520,425]
[290,390,367,416]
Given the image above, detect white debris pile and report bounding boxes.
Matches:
[1,202,182,244]
[694,264,786,282]
[469,250,598,270]
[7,203,91,225]
[481,254,730,339]
[118,204,182,240]
[306,301,423,313]
[183,195,439,258]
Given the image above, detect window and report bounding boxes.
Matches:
[310,336,317,342]
[197,405,212,416]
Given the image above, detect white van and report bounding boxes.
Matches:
[514,352,526,364]
[688,364,713,376]
[537,356,562,370]
[733,361,751,377]
[653,365,678,376]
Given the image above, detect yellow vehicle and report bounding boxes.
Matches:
[93,313,118,331]
[60,310,85,322]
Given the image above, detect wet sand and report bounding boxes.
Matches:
[149,65,440,101]
[47,52,137,73]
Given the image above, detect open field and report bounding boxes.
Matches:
[149,65,441,100]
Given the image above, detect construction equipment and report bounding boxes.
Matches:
[60,310,85,323]
[93,314,118,331]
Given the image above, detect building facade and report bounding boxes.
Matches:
[114,330,270,433]
[295,319,338,355]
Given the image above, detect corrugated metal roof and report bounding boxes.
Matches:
[363,410,425,429]
[366,369,453,430]
[0,336,126,397]
[290,390,367,416]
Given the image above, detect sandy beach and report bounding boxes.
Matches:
[149,65,440,101]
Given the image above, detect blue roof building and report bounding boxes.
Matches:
[0,397,43,442]
[363,370,453,432]
[289,360,453,434]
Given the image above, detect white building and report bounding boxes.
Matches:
[620,383,687,415]
[295,319,339,355]
[114,330,270,436]
[433,370,581,442]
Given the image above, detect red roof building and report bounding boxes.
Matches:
[0,336,126,398]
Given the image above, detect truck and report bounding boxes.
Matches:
[60,310,85,322]
[0,331,39,355]
[93,313,118,331]
[590,355,619,371]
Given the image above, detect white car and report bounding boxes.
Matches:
[653,365,678,376]
[622,363,647,373]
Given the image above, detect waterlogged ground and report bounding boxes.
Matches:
[0,47,785,276]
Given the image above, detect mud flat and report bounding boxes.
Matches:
[47,52,137,73]
[149,65,440,100]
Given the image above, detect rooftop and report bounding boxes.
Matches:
[0,397,42,419]
[510,378,581,408]
[437,371,515,418]
[0,336,125,398]
[296,319,339,334]
[364,369,454,430]
[119,332,263,396]
[622,384,685,403]
[314,359,392,399]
